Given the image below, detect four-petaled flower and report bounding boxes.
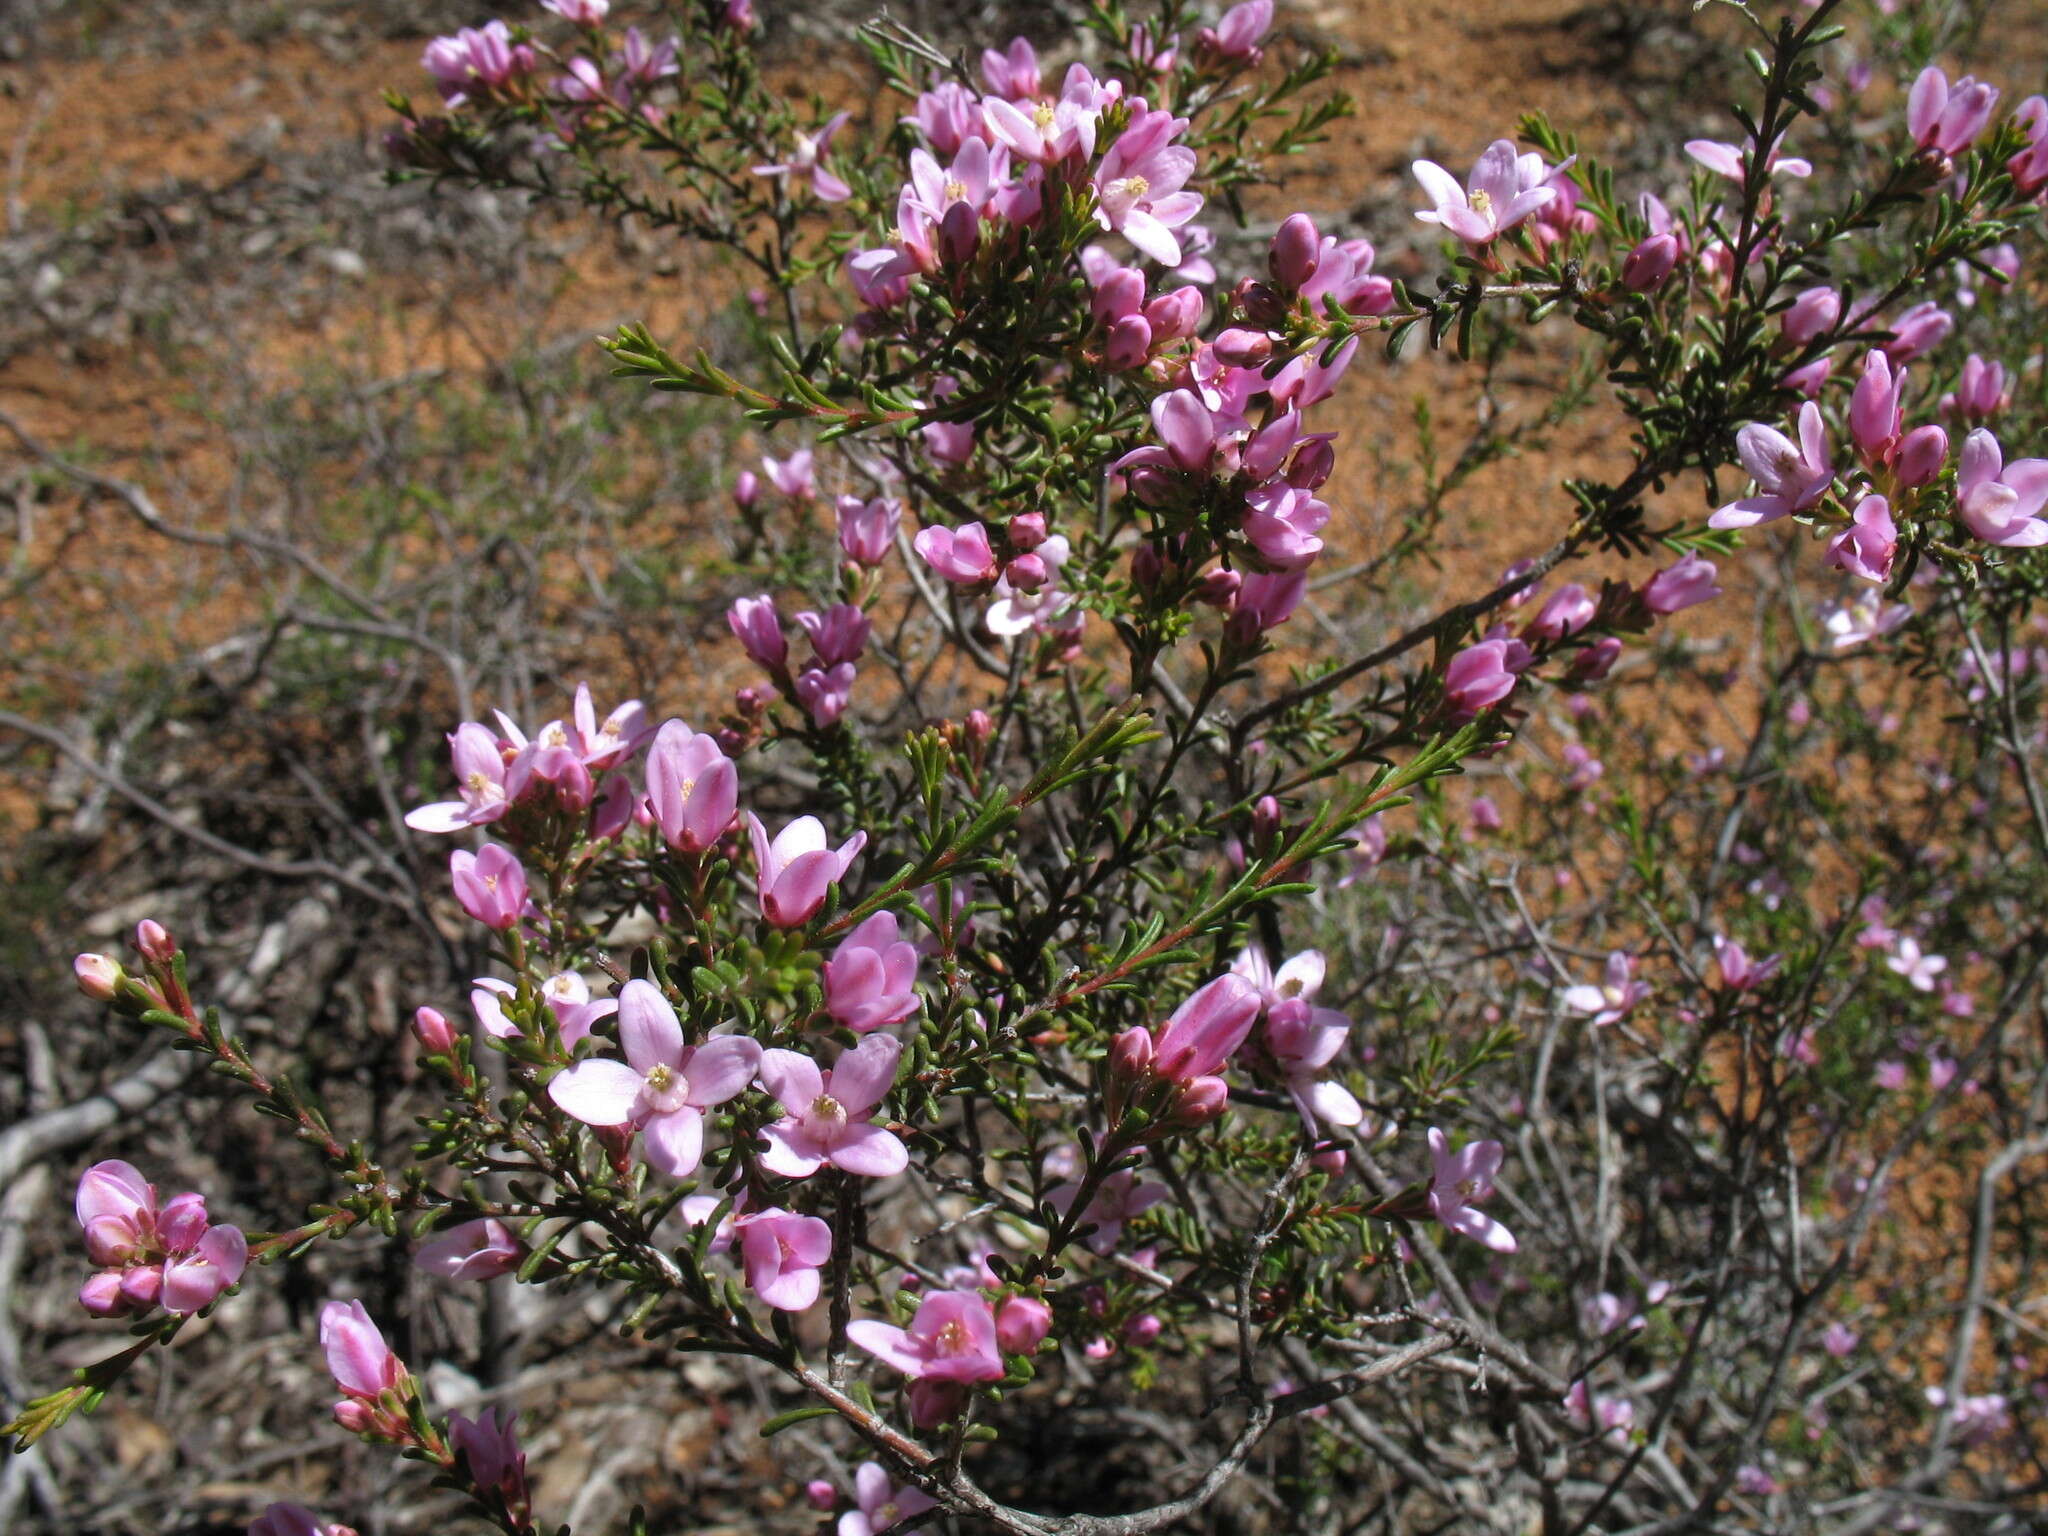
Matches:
[1426,1127,1517,1253]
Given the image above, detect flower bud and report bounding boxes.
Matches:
[1008,511,1048,552]
[135,920,176,963]
[1110,1026,1155,1080]
[1105,314,1154,370]
[1005,553,1051,591]
[805,1481,837,1512]
[1195,567,1242,607]
[1213,327,1274,367]
[939,200,980,266]
[1237,279,1287,329]
[1122,1311,1163,1344]
[74,953,123,1001]
[412,1006,458,1054]
[965,709,995,749]
[996,1294,1054,1353]
[1250,794,1282,852]
[1620,233,1679,292]
[1269,212,1321,290]
[733,470,760,510]
[1780,285,1841,345]
[1131,543,1165,590]
[1286,437,1336,489]
[1311,1144,1348,1176]
[1170,1074,1230,1126]
[1895,423,1949,487]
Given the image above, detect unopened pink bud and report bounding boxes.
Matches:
[733,470,760,510]
[939,201,979,266]
[75,953,123,1001]
[1311,1145,1347,1176]
[1269,213,1320,290]
[135,920,176,963]
[1196,567,1242,607]
[1213,327,1274,366]
[1620,233,1679,292]
[412,1006,458,1054]
[996,1294,1054,1353]
[1251,795,1282,848]
[1895,423,1948,487]
[1122,1311,1163,1344]
[1110,1026,1155,1079]
[805,1480,837,1512]
[1005,553,1051,591]
[1170,1074,1230,1126]
[1131,543,1165,589]
[1009,512,1048,552]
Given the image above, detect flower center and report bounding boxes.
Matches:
[645,1064,675,1093]
[1121,174,1150,200]
[935,1320,971,1354]
[878,1503,901,1526]
[541,723,569,748]
[1032,102,1056,129]
[465,770,495,795]
[810,1093,847,1125]
[1468,188,1492,215]
[1457,1178,1481,1199]
[944,177,968,204]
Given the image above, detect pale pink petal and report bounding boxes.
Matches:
[548,1059,645,1126]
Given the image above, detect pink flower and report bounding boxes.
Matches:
[74,1161,247,1317]
[913,522,1000,585]
[1881,300,1953,363]
[546,979,762,1177]
[1941,355,2008,422]
[1444,639,1518,718]
[1710,402,1832,528]
[1046,1169,1169,1254]
[837,495,900,565]
[1712,935,1781,992]
[414,1218,522,1282]
[982,66,1107,166]
[837,1462,937,1536]
[1683,134,1811,181]
[421,22,535,107]
[1874,1059,1909,1091]
[1152,973,1262,1080]
[1823,1322,1859,1357]
[822,911,922,1032]
[1907,67,2000,156]
[1242,483,1330,568]
[1820,591,1912,650]
[1826,494,1898,583]
[645,722,738,853]
[847,1289,1005,1382]
[732,1207,834,1310]
[406,722,528,833]
[746,813,867,927]
[727,595,788,670]
[1412,140,1561,246]
[797,605,871,667]
[762,450,815,500]
[795,662,858,728]
[1955,428,2048,547]
[995,1295,1053,1353]
[450,843,528,931]
[753,112,853,203]
[321,1298,406,1422]
[1780,286,1842,345]
[1093,109,1204,265]
[1529,583,1596,641]
[1562,951,1651,1026]
[1849,350,1906,464]
[1338,815,1387,886]
[449,1405,528,1505]
[980,37,1042,99]
[1426,1127,1516,1253]
[757,1034,909,1178]
[1642,553,1722,614]
[1886,937,1948,992]
[1197,0,1273,63]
